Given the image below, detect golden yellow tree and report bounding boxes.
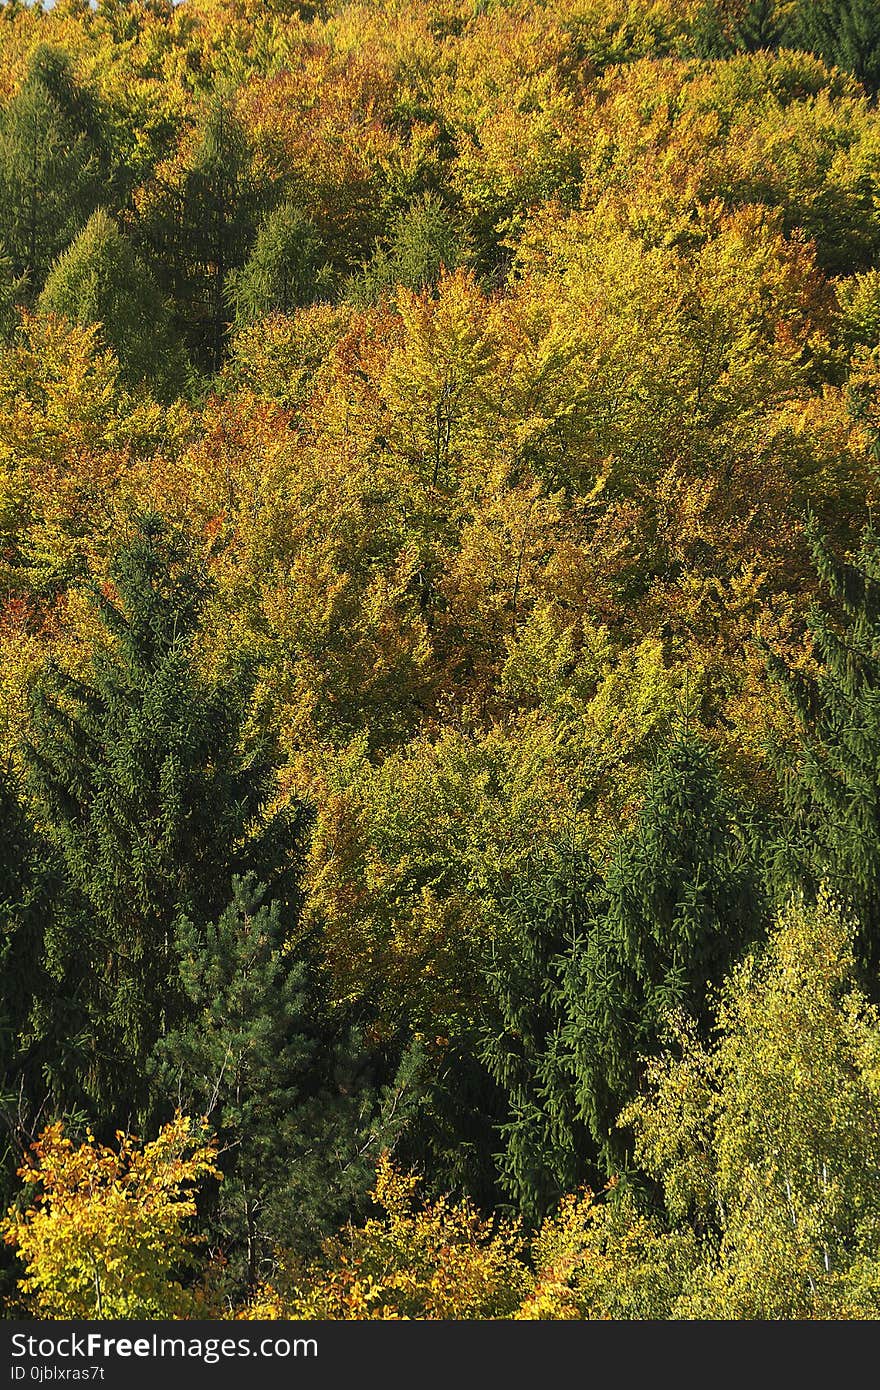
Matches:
[3,1113,219,1319]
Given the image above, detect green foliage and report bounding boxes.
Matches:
[139,96,263,371]
[624,891,880,1318]
[3,0,880,1319]
[0,248,25,343]
[790,0,880,95]
[23,515,305,1119]
[692,1,782,58]
[567,733,765,1167]
[482,846,603,1225]
[766,523,880,981]
[838,269,880,353]
[0,762,48,1246]
[228,202,332,329]
[348,194,467,305]
[153,873,423,1288]
[38,210,188,397]
[0,46,104,290]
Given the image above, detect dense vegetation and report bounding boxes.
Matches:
[3,0,880,1319]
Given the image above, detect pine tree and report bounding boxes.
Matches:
[764,521,880,982]
[481,846,604,1225]
[566,734,764,1169]
[154,875,426,1293]
[23,515,308,1121]
[228,201,331,330]
[38,210,189,398]
[0,46,104,291]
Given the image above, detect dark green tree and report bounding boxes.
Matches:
[0,244,25,342]
[23,515,306,1121]
[0,46,104,291]
[140,95,263,371]
[481,846,604,1225]
[0,765,45,1189]
[566,734,764,1169]
[38,210,189,397]
[691,0,781,57]
[764,522,880,982]
[789,0,880,95]
[154,874,426,1293]
[228,201,331,329]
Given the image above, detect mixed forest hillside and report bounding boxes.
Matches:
[4,0,880,1319]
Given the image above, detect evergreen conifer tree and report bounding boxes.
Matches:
[481,846,604,1225]
[0,245,26,342]
[348,194,465,305]
[0,46,104,291]
[38,210,189,397]
[691,0,780,58]
[228,201,331,329]
[153,874,425,1292]
[566,734,764,1168]
[141,96,262,371]
[23,515,308,1121]
[0,765,44,1181]
[764,522,880,982]
[789,0,880,95]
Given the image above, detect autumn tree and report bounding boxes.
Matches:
[624,891,880,1318]
[247,1153,529,1320]
[2,1114,219,1319]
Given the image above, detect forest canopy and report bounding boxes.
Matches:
[3,0,880,1320]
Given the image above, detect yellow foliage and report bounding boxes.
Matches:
[242,1153,529,1319]
[2,1114,220,1320]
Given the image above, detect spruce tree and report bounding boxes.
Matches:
[764,522,880,982]
[481,846,604,1225]
[691,0,780,58]
[0,765,44,1181]
[228,201,331,329]
[38,210,189,398]
[566,734,764,1168]
[789,0,880,95]
[23,515,308,1121]
[0,46,104,291]
[141,96,263,371]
